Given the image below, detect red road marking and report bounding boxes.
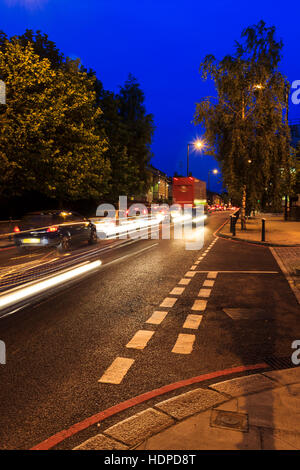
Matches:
[31,362,267,450]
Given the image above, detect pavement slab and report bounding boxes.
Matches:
[263,367,300,385]
[137,409,262,450]
[237,385,300,432]
[261,428,300,450]
[74,434,129,450]
[210,373,277,397]
[103,408,175,446]
[155,388,226,420]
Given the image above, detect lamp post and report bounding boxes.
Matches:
[187,140,204,176]
[207,169,218,195]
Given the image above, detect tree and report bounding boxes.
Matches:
[94,84,140,202]
[12,29,64,69]
[117,74,155,196]
[0,40,110,203]
[195,20,292,227]
[95,74,155,202]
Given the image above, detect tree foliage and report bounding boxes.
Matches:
[0,30,155,208]
[0,39,110,202]
[195,20,292,219]
[96,73,154,202]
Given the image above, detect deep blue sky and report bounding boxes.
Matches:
[1,0,300,192]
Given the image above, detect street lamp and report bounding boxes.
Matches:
[187,139,204,176]
[207,169,218,195]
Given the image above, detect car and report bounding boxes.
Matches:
[13,210,98,254]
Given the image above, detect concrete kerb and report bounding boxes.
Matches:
[74,367,300,450]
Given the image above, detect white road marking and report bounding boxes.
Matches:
[203,279,215,287]
[194,261,200,265]
[198,288,211,298]
[192,299,207,311]
[98,357,135,384]
[172,334,195,354]
[160,297,177,308]
[198,257,204,261]
[190,265,197,270]
[126,330,154,349]
[185,271,196,277]
[196,271,278,274]
[178,278,191,285]
[170,287,185,295]
[146,311,168,325]
[207,271,218,279]
[183,314,203,329]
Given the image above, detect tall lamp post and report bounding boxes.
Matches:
[187,140,204,176]
[207,169,218,199]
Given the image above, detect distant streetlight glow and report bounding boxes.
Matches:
[207,168,219,193]
[187,139,205,176]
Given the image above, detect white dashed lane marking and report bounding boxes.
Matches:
[190,265,197,270]
[185,271,196,277]
[126,330,154,350]
[207,271,218,279]
[172,334,195,354]
[98,357,135,384]
[146,311,168,325]
[203,279,215,287]
[198,288,211,298]
[178,278,191,285]
[170,287,185,295]
[183,314,203,330]
[160,297,177,308]
[192,299,207,311]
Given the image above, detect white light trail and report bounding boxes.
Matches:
[0,260,102,311]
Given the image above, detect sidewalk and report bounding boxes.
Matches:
[219,212,300,246]
[75,367,300,450]
[218,213,300,303]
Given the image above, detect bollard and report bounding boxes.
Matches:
[261,218,266,242]
[232,215,236,236]
[230,215,234,233]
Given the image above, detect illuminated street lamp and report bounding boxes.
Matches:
[207,168,218,193]
[187,139,204,176]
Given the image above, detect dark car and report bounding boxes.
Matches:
[13,210,98,254]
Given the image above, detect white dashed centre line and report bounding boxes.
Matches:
[198,288,211,298]
[192,299,207,311]
[146,311,168,325]
[185,271,196,277]
[190,265,197,270]
[172,334,195,354]
[203,279,215,287]
[178,278,191,285]
[183,314,203,330]
[126,330,154,350]
[170,287,185,295]
[98,357,135,384]
[160,297,177,308]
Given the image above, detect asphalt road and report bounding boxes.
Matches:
[0,212,299,450]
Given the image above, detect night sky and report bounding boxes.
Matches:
[1,0,299,193]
